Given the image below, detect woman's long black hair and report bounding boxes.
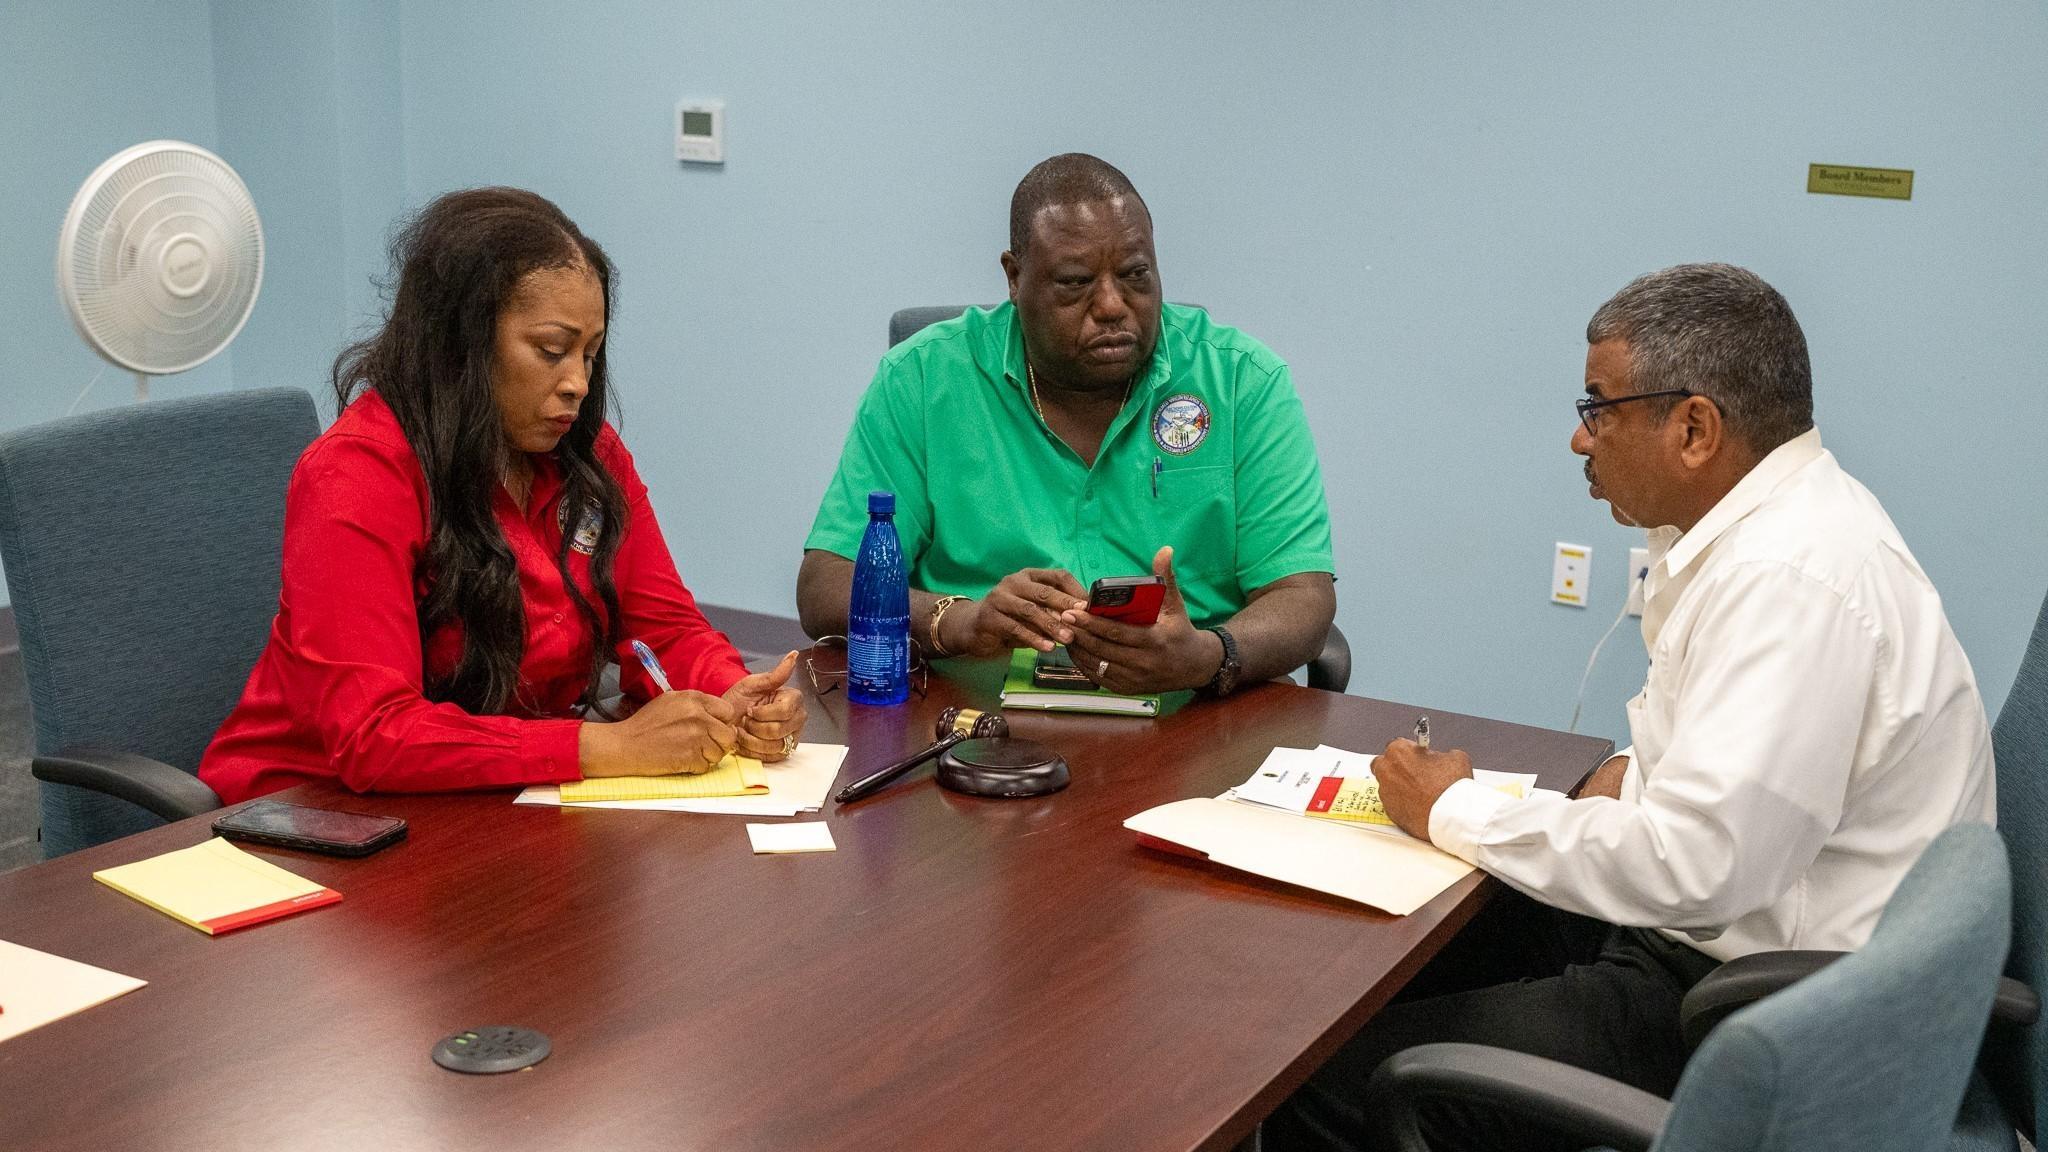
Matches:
[335,187,627,716]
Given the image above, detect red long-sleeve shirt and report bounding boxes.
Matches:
[198,391,748,803]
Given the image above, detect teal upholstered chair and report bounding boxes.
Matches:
[1666,586,2048,1150]
[1365,822,2013,1152]
[884,304,1353,694]
[1979,587,2048,1145]
[0,388,320,857]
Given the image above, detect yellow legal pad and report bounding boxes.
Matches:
[92,838,341,935]
[1307,776,1528,826]
[557,753,770,804]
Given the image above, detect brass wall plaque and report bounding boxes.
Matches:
[1807,164,1913,200]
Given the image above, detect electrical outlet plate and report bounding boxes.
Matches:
[1626,546,1650,617]
[1552,542,1591,608]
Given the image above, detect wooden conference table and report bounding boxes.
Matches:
[0,658,1609,1152]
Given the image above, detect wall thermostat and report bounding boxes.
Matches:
[675,100,724,164]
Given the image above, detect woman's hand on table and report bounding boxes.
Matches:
[580,689,739,777]
[723,651,809,762]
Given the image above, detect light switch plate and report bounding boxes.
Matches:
[1552,542,1591,608]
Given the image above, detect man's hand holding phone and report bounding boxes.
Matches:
[936,568,1088,657]
[1060,546,1222,695]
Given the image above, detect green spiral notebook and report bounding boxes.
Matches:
[998,649,1162,716]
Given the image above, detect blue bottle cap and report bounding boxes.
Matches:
[868,491,895,515]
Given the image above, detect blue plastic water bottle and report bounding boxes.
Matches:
[846,491,910,705]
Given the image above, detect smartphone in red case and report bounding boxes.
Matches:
[1088,575,1166,627]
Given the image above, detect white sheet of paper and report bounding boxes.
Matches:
[0,939,147,1044]
[1475,770,1543,795]
[1227,745,1541,841]
[746,822,836,854]
[1229,746,1336,811]
[1127,797,1476,915]
[513,743,848,816]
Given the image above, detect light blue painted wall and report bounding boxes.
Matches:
[0,0,404,601]
[5,2,2044,749]
[0,0,232,596]
[393,0,2048,740]
[0,0,234,425]
[210,0,348,405]
[207,0,406,408]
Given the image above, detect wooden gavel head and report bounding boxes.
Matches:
[935,706,1009,741]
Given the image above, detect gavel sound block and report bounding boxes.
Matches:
[834,707,1068,803]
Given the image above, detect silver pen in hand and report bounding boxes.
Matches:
[1413,715,1430,750]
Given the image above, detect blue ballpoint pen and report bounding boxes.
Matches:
[1151,456,1162,498]
[630,640,674,694]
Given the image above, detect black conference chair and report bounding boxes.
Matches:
[1368,823,2014,1152]
[887,304,1351,693]
[0,388,320,856]
[1669,584,2048,1149]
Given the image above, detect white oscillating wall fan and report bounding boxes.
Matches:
[56,140,264,405]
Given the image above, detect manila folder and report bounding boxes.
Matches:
[1125,797,1477,915]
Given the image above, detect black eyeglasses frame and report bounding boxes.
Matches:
[1575,388,1695,435]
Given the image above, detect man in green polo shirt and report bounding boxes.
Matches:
[797,153,1335,696]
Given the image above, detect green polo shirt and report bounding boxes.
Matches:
[805,302,1334,629]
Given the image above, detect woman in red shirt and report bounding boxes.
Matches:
[200,187,804,803]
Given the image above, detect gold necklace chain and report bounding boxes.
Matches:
[1027,362,1134,425]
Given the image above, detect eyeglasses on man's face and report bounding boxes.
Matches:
[1575,389,1694,436]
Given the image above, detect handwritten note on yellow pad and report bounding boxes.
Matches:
[1306,777,1400,825]
[93,838,341,935]
[558,753,769,804]
[1306,775,1527,826]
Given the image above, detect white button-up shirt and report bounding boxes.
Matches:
[1429,428,1994,962]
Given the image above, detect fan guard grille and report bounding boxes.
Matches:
[58,141,264,376]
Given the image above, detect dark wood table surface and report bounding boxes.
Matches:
[0,660,1610,1152]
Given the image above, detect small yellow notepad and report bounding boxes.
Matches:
[93,838,341,935]
[1306,775,1529,825]
[557,753,769,804]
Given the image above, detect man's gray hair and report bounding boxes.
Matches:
[1587,263,1814,453]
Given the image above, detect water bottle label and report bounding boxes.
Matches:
[847,617,910,695]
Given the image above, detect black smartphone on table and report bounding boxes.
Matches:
[212,799,408,857]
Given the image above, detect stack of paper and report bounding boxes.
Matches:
[0,940,146,1044]
[92,838,342,935]
[515,743,849,817]
[556,752,769,803]
[1127,742,1555,915]
[1126,797,1476,915]
[1229,745,1539,839]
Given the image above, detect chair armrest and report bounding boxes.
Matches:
[1307,623,1351,693]
[1364,1042,1668,1152]
[32,746,222,823]
[1681,950,2040,1051]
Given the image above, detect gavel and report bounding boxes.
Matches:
[834,707,1010,804]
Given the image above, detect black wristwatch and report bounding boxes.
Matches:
[1200,625,1242,698]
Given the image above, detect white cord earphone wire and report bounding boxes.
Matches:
[1570,566,1648,734]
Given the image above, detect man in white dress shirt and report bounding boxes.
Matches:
[1267,264,1995,1152]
